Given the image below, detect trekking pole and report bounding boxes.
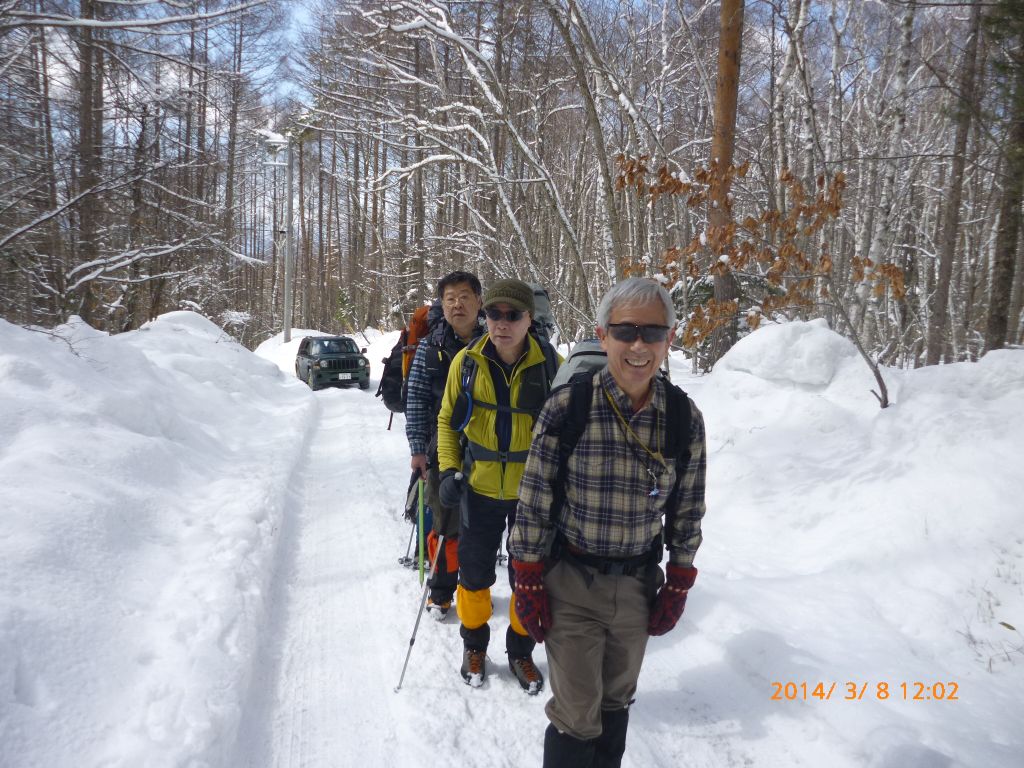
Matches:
[398,522,415,567]
[394,534,444,693]
[497,537,507,566]
[417,478,426,585]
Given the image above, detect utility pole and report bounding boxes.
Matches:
[260,131,294,343]
[283,139,294,343]
[260,122,316,344]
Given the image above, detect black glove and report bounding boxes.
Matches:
[439,470,466,508]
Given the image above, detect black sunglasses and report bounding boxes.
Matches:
[606,323,670,343]
[485,307,525,323]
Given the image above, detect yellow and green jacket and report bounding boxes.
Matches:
[437,333,560,500]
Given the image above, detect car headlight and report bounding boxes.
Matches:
[314,360,324,369]
[358,358,367,367]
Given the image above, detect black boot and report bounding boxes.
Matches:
[543,724,595,768]
[505,623,536,658]
[591,708,629,768]
[459,623,490,687]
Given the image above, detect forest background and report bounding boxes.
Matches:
[2,0,1022,371]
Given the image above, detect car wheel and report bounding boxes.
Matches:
[307,370,318,391]
[359,379,370,390]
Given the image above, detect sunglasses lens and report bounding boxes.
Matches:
[486,308,522,322]
[640,326,669,343]
[608,324,669,343]
[608,325,639,342]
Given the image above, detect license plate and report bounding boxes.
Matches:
[337,372,351,380]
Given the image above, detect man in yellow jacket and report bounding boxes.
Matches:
[436,278,559,692]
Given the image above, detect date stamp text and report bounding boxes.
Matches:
[770,681,960,702]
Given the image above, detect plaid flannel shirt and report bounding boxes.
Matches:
[510,367,706,568]
[404,340,435,456]
[405,322,482,456]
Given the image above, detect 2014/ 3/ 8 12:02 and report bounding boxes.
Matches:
[770,681,960,701]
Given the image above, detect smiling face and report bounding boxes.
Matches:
[441,281,483,340]
[485,303,532,363]
[597,300,675,408]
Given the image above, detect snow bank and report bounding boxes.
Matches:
[0,313,317,768]
[713,317,858,388]
[665,320,1024,766]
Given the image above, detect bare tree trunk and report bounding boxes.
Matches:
[927,1,981,364]
[1008,230,1024,344]
[35,10,64,320]
[709,0,744,364]
[222,18,243,245]
[859,0,915,350]
[772,0,809,211]
[75,0,103,325]
[986,69,1024,352]
[543,0,626,276]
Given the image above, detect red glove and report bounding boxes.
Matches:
[512,560,552,643]
[647,565,697,636]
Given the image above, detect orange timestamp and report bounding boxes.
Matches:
[770,681,960,702]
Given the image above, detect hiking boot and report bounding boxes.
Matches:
[509,656,544,695]
[426,599,451,621]
[461,648,486,687]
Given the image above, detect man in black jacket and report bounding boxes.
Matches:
[405,271,484,618]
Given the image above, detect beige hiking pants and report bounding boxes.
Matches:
[543,558,662,739]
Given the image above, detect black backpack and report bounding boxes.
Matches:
[376,333,408,413]
[376,300,444,414]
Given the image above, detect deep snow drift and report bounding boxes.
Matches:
[1,313,1022,768]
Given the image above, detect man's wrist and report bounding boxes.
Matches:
[512,558,545,573]
[665,564,698,590]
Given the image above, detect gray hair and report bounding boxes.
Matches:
[596,278,676,329]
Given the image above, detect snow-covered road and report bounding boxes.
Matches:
[236,379,555,768]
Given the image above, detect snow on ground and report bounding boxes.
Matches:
[0,313,317,767]
[1,313,1022,768]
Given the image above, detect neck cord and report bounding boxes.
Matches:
[603,385,667,495]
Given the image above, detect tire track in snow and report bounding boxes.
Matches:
[236,386,552,768]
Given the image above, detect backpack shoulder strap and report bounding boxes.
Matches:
[446,354,478,433]
[546,371,595,525]
[661,380,693,555]
[540,337,559,390]
[662,380,692,465]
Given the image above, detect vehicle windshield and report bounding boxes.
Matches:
[312,339,357,355]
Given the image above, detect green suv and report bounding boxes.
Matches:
[295,335,371,391]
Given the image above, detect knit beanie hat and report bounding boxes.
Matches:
[483,279,535,314]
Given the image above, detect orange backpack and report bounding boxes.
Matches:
[403,304,432,377]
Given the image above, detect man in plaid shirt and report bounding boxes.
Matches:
[509,278,707,768]
[405,271,483,618]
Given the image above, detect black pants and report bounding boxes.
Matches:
[457,489,516,592]
[543,709,630,768]
[456,488,533,657]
